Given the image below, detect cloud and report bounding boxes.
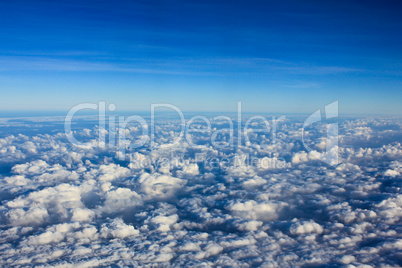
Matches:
[139,173,186,200]
[289,220,324,235]
[0,56,364,76]
[228,200,288,221]
[100,218,139,239]
[101,187,142,214]
[0,115,400,266]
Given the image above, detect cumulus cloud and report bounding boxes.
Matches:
[289,220,324,235]
[101,187,142,214]
[4,183,84,226]
[228,200,288,221]
[100,218,139,239]
[0,115,400,266]
[139,173,185,200]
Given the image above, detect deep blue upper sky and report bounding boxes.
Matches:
[0,0,401,114]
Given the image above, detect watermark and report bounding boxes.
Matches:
[64,101,339,166]
[302,101,339,166]
[64,102,285,151]
[127,152,291,172]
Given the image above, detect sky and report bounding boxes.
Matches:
[0,0,401,114]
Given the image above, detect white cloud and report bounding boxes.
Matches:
[100,218,139,239]
[139,173,185,200]
[0,115,400,266]
[290,220,324,235]
[228,200,288,221]
[101,187,142,214]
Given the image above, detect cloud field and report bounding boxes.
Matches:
[0,115,401,267]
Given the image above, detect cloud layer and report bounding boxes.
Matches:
[0,115,401,267]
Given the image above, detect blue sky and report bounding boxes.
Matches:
[0,0,401,114]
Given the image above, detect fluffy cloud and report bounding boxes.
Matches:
[139,173,185,199]
[100,218,139,239]
[0,115,400,267]
[289,220,324,235]
[228,200,288,221]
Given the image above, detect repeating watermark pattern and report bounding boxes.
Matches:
[64,101,339,167]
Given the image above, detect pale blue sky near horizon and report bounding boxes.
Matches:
[0,0,401,115]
